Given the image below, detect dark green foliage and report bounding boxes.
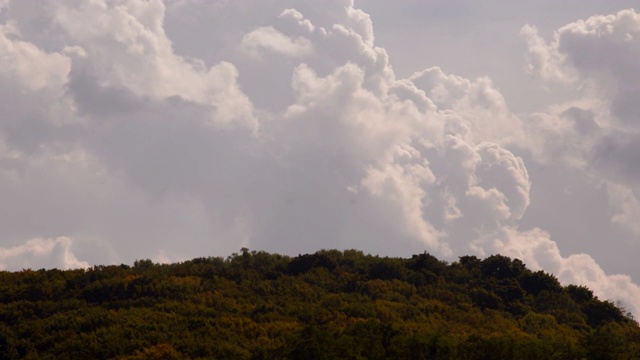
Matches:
[286,253,336,276]
[480,255,525,279]
[0,250,637,359]
[520,270,562,296]
[566,284,594,303]
[583,299,627,327]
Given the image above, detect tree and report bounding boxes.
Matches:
[480,255,525,279]
[519,270,562,296]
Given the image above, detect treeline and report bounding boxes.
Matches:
[0,249,638,359]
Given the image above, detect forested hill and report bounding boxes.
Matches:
[1,249,638,359]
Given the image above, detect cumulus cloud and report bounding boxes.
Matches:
[410,67,525,146]
[0,0,639,318]
[51,0,256,130]
[0,26,69,92]
[0,237,88,270]
[279,8,315,33]
[241,26,313,58]
[523,9,640,125]
[606,182,640,237]
[514,8,640,316]
[521,9,640,236]
[520,24,572,83]
[495,227,640,318]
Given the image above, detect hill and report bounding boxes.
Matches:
[0,249,638,359]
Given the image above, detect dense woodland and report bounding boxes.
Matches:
[0,249,638,359]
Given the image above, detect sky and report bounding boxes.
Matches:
[0,0,640,317]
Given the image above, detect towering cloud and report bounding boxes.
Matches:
[0,0,639,317]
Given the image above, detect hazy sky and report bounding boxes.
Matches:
[1,0,640,317]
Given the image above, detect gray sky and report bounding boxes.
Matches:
[1,0,640,317]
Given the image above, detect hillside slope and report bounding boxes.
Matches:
[0,249,638,359]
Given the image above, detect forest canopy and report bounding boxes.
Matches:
[0,249,638,359]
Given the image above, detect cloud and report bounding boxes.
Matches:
[51,0,256,130]
[0,0,639,319]
[523,8,640,125]
[520,24,572,83]
[0,25,69,92]
[279,8,315,33]
[0,237,88,270]
[521,9,640,234]
[410,67,525,147]
[241,26,313,58]
[514,8,640,316]
[495,227,640,319]
[606,182,640,237]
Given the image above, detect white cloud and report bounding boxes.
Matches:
[0,21,77,130]
[607,182,640,237]
[0,0,639,320]
[520,24,573,83]
[520,8,640,242]
[523,8,640,125]
[241,26,313,58]
[51,0,256,130]
[0,237,89,270]
[0,25,69,91]
[410,67,525,146]
[279,9,315,33]
[474,143,530,221]
[495,227,640,319]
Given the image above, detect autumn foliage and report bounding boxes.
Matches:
[0,249,638,359]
